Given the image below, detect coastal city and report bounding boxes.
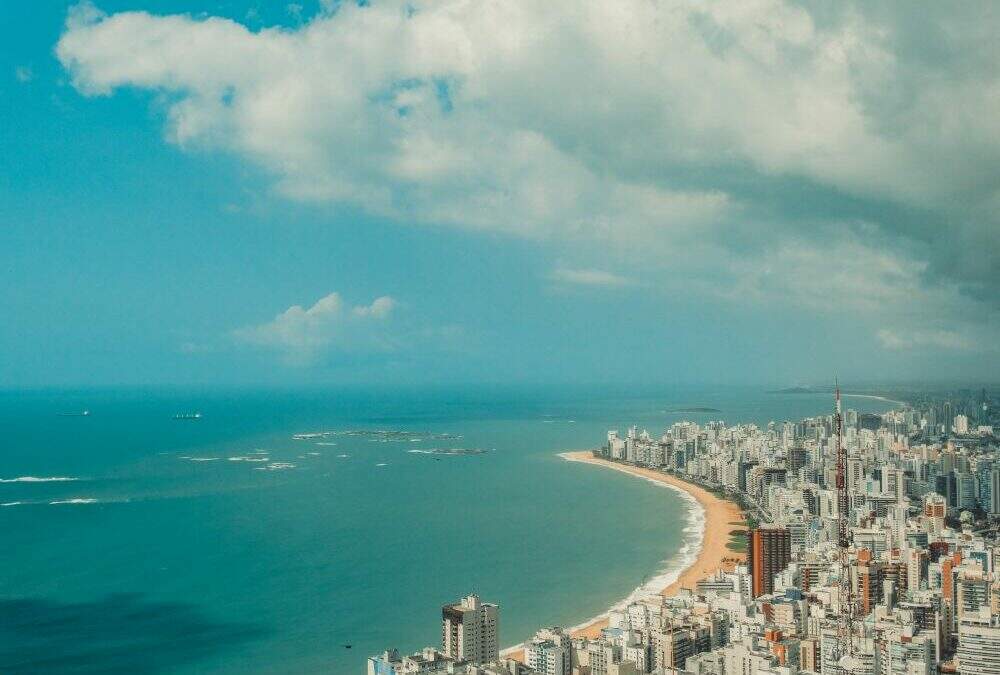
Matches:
[368,389,1000,675]
[6,0,1000,672]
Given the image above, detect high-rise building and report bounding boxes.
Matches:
[747,526,791,598]
[958,613,1000,675]
[957,568,991,623]
[441,594,499,664]
[954,415,970,435]
[957,473,979,510]
[923,493,946,518]
[525,628,572,675]
[990,468,1000,515]
[788,446,808,476]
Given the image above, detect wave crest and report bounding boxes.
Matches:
[0,476,79,483]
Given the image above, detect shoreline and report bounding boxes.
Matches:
[841,393,907,407]
[503,451,744,658]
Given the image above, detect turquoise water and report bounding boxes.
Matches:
[0,386,894,674]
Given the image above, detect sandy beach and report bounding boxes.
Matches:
[506,451,744,658]
[841,393,907,407]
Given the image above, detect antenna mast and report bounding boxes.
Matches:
[834,382,855,663]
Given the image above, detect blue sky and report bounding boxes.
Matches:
[2,1,998,387]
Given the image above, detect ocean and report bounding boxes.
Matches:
[0,386,896,674]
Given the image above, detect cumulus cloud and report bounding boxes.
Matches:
[352,296,396,319]
[55,1,1000,355]
[550,267,635,289]
[234,292,397,364]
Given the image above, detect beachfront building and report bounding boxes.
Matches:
[525,628,572,675]
[443,594,500,664]
[369,595,525,675]
[367,648,457,675]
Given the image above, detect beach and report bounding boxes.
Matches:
[506,451,744,657]
[842,393,907,407]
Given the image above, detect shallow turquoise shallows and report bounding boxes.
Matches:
[0,386,894,674]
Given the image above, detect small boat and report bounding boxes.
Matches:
[173,412,203,420]
[58,410,90,417]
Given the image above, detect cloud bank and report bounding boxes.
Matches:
[57,1,1000,354]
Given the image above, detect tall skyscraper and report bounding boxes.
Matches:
[990,468,1000,516]
[747,526,791,598]
[441,594,499,664]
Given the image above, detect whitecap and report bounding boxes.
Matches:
[2,501,24,507]
[0,476,79,483]
[375,463,388,467]
[50,498,98,505]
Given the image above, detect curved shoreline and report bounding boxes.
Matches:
[841,393,907,407]
[504,451,744,658]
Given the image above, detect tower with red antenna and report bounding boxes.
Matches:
[834,382,857,668]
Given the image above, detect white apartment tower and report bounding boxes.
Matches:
[958,611,1000,675]
[954,414,970,435]
[441,594,499,664]
[525,627,572,675]
[989,467,1000,516]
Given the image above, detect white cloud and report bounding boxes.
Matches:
[876,329,977,352]
[352,296,396,319]
[234,292,397,364]
[55,1,1000,354]
[52,3,1000,229]
[14,66,33,83]
[550,267,635,289]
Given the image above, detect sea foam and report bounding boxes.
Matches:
[49,498,99,505]
[0,476,79,483]
[502,457,706,656]
[571,478,703,630]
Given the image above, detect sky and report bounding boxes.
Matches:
[1,0,998,388]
